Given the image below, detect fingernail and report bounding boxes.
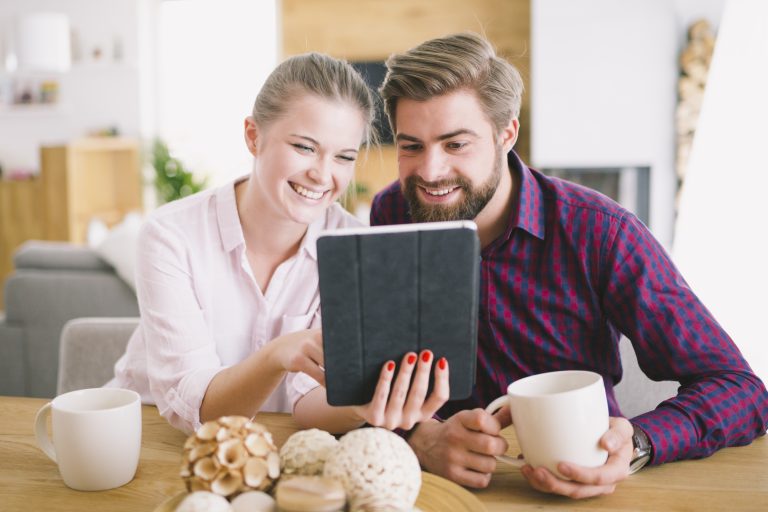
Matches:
[438,357,446,370]
[386,361,395,372]
[421,350,432,363]
[407,354,416,365]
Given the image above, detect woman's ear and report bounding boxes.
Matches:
[499,118,519,153]
[244,116,259,156]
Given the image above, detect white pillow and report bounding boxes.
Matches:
[94,212,143,291]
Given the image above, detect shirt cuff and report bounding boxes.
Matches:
[160,366,225,434]
[632,406,698,465]
[287,371,321,412]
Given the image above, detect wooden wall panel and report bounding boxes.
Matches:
[282,0,530,210]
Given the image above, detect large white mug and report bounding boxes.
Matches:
[485,370,609,479]
[34,387,142,491]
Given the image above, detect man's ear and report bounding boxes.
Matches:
[244,116,259,156]
[499,118,519,153]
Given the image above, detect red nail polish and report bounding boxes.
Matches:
[387,361,395,372]
[421,350,432,363]
[407,354,417,365]
[438,357,446,370]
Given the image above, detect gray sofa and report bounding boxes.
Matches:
[0,241,139,398]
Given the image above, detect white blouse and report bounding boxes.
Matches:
[108,176,362,433]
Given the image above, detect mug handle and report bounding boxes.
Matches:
[485,396,524,468]
[34,402,57,462]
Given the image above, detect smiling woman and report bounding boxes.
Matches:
[108,52,374,433]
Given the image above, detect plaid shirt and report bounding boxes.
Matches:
[370,150,767,465]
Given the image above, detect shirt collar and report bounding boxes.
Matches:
[505,150,546,241]
[299,208,328,262]
[217,176,248,253]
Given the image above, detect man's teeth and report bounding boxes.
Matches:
[291,183,325,200]
[423,187,456,196]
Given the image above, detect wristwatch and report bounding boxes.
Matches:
[629,424,652,474]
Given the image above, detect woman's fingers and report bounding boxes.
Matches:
[420,356,449,418]
[351,351,449,430]
[305,337,324,369]
[286,329,326,385]
[381,352,418,427]
[363,360,397,426]
[396,350,433,429]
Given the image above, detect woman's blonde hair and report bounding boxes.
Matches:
[252,52,377,146]
[380,33,523,136]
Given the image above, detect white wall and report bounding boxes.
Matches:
[673,0,768,383]
[155,0,277,187]
[0,0,144,172]
[531,0,724,248]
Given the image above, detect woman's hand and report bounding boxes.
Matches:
[351,350,450,430]
[266,328,326,386]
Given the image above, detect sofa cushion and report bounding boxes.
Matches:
[93,212,142,291]
[15,241,111,272]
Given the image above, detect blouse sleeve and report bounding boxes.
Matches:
[136,218,226,433]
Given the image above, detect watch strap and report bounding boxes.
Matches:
[629,424,652,474]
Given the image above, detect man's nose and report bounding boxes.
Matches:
[418,147,448,183]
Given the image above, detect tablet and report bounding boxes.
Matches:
[317,220,480,406]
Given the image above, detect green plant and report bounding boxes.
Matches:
[151,138,208,204]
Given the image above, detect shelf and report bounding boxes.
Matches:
[0,104,68,117]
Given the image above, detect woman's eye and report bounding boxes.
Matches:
[337,155,356,162]
[292,143,314,153]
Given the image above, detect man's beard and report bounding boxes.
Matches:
[403,148,504,223]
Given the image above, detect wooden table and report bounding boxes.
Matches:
[2,396,767,511]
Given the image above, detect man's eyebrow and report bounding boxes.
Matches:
[395,133,422,143]
[437,129,480,140]
[395,129,480,143]
[290,134,358,153]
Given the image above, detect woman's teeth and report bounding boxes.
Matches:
[291,183,325,200]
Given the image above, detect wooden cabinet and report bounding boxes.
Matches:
[39,138,143,243]
[0,137,142,307]
[0,178,45,304]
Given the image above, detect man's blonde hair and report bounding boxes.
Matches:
[380,33,523,136]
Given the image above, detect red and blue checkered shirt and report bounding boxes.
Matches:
[370,151,768,465]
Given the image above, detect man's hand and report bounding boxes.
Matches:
[407,408,510,488]
[520,416,634,499]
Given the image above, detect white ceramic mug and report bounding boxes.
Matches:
[485,370,609,479]
[34,387,142,491]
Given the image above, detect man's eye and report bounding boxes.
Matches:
[399,144,421,152]
[292,143,314,153]
[447,142,467,150]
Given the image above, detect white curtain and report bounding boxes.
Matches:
[673,0,768,382]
